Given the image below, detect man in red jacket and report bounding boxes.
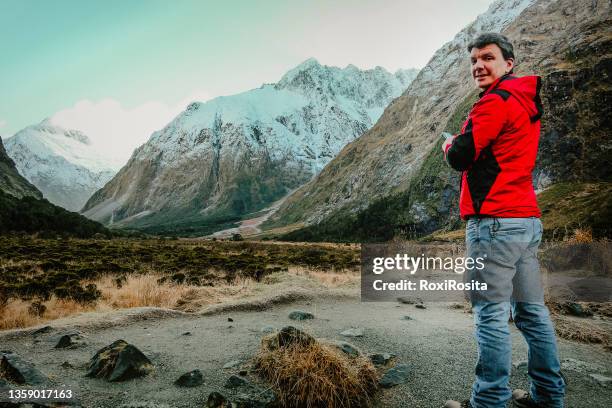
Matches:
[442,33,565,408]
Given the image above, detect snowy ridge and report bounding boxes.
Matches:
[83,59,418,227]
[141,59,417,174]
[4,120,119,211]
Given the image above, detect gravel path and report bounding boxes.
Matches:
[1,297,610,407]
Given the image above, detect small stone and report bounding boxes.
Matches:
[513,360,528,371]
[182,332,192,336]
[401,315,413,320]
[225,374,248,388]
[397,297,416,304]
[589,373,612,386]
[260,326,276,334]
[288,310,314,320]
[415,304,426,309]
[54,332,86,349]
[60,361,74,369]
[324,340,361,358]
[370,353,396,366]
[379,364,411,388]
[31,326,53,336]
[340,327,364,337]
[223,360,242,369]
[174,369,204,387]
[239,370,248,376]
[227,317,234,322]
[207,391,227,408]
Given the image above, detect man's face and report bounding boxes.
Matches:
[470,44,514,90]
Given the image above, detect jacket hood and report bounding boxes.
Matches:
[483,74,543,122]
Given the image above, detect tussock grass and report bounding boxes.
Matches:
[288,266,359,288]
[0,273,258,330]
[255,330,379,408]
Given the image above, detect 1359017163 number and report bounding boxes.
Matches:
[7,389,73,400]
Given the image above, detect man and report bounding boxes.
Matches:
[441,33,565,408]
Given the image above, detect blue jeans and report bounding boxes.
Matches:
[465,217,565,408]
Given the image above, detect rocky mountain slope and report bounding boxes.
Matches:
[0,137,109,237]
[81,60,418,235]
[4,120,119,212]
[265,0,611,240]
[0,135,41,200]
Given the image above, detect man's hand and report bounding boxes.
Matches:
[442,136,454,153]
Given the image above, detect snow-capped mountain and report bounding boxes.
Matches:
[4,120,120,211]
[82,59,418,233]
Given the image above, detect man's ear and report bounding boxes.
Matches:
[506,58,515,74]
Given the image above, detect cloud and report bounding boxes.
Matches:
[49,90,212,165]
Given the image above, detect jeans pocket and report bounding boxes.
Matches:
[489,223,527,266]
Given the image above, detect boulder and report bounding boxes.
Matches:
[174,369,204,387]
[86,339,153,382]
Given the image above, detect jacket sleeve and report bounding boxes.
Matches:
[445,95,507,171]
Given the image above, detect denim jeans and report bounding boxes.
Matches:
[465,217,565,408]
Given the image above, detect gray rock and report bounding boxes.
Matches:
[31,326,53,336]
[54,332,86,349]
[260,326,276,334]
[0,351,50,385]
[223,360,242,369]
[397,297,416,304]
[207,391,228,407]
[324,340,361,358]
[288,310,314,320]
[561,358,603,373]
[225,374,248,388]
[369,352,396,366]
[340,327,364,337]
[563,302,593,317]
[232,387,278,407]
[589,373,612,386]
[86,339,153,382]
[379,364,411,388]
[174,369,204,387]
[415,304,427,309]
[401,315,413,320]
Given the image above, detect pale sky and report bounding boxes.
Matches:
[0,0,494,162]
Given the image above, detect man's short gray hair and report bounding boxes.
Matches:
[467,32,515,61]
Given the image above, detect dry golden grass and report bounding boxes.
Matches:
[0,297,97,331]
[0,272,260,330]
[288,266,360,288]
[552,315,611,347]
[255,331,379,408]
[565,228,594,244]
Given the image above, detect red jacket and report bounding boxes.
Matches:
[444,74,543,219]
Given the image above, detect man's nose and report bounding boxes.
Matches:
[473,59,485,71]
